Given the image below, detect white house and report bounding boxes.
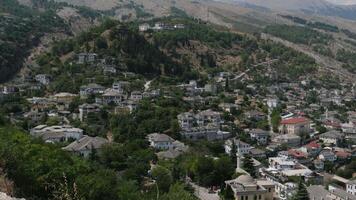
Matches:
[30,125,83,143]
[224,138,252,155]
[249,129,269,145]
[347,180,356,196]
[147,133,175,150]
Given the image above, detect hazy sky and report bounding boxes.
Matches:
[326,0,356,5]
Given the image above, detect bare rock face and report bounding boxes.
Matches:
[0,192,25,200]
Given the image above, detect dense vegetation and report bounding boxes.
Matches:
[0,0,103,83]
[280,15,339,32]
[0,0,71,83]
[265,25,333,45]
[336,49,356,73]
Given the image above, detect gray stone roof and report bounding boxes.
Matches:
[307,185,331,200]
[62,135,108,152]
[147,133,174,143]
[320,130,343,139]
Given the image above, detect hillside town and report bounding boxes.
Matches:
[1,8,356,200]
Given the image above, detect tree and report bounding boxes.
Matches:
[230,140,237,168]
[151,165,173,193]
[222,185,235,200]
[242,154,256,177]
[161,183,196,200]
[293,180,309,200]
[116,180,142,200]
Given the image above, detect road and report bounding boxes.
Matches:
[189,182,220,200]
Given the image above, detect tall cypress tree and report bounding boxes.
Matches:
[293,180,309,200]
[242,154,256,177]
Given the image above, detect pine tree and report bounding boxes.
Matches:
[230,140,237,168]
[242,154,256,177]
[222,185,235,200]
[293,180,309,200]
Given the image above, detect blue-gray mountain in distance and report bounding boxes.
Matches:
[230,0,356,20]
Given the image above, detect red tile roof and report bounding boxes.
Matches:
[288,149,307,158]
[305,141,320,149]
[280,117,309,125]
[335,151,351,159]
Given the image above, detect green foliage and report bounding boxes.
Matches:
[221,185,235,200]
[151,165,173,192]
[153,19,245,49]
[242,154,256,177]
[336,49,356,73]
[183,155,234,187]
[271,107,282,132]
[265,25,333,45]
[261,41,317,78]
[161,183,197,200]
[336,159,356,179]
[292,180,309,200]
[0,0,70,83]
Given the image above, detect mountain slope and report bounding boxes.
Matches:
[0,0,103,83]
[231,0,356,20]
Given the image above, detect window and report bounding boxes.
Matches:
[254,195,257,200]
[241,196,244,200]
[259,195,261,200]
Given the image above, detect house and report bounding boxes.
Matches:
[80,83,105,98]
[225,175,275,200]
[279,117,310,135]
[300,141,321,156]
[245,110,266,120]
[335,150,352,160]
[139,23,150,32]
[1,85,19,94]
[177,112,195,129]
[267,98,278,108]
[156,140,188,159]
[35,74,51,85]
[62,135,109,157]
[180,127,230,141]
[77,53,97,64]
[79,103,101,122]
[250,148,266,159]
[307,185,334,200]
[112,81,129,93]
[328,185,356,200]
[224,138,252,155]
[249,129,269,145]
[147,133,175,150]
[130,91,143,101]
[177,109,222,130]
[272,134,301,147]
[219,103,238,113]
[341,123,356,141]
[347,180,356,196]
[52,93,78,105]
[101,89,126,105]
[23,110,45,124]
[102,65,117,75]
[195,109,222,127]
[30,125,83,143]
[319,130,344,146]
[318,150,337,162]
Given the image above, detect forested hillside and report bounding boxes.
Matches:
[0,0,101,83]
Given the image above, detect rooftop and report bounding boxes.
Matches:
[280,117,309,125]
